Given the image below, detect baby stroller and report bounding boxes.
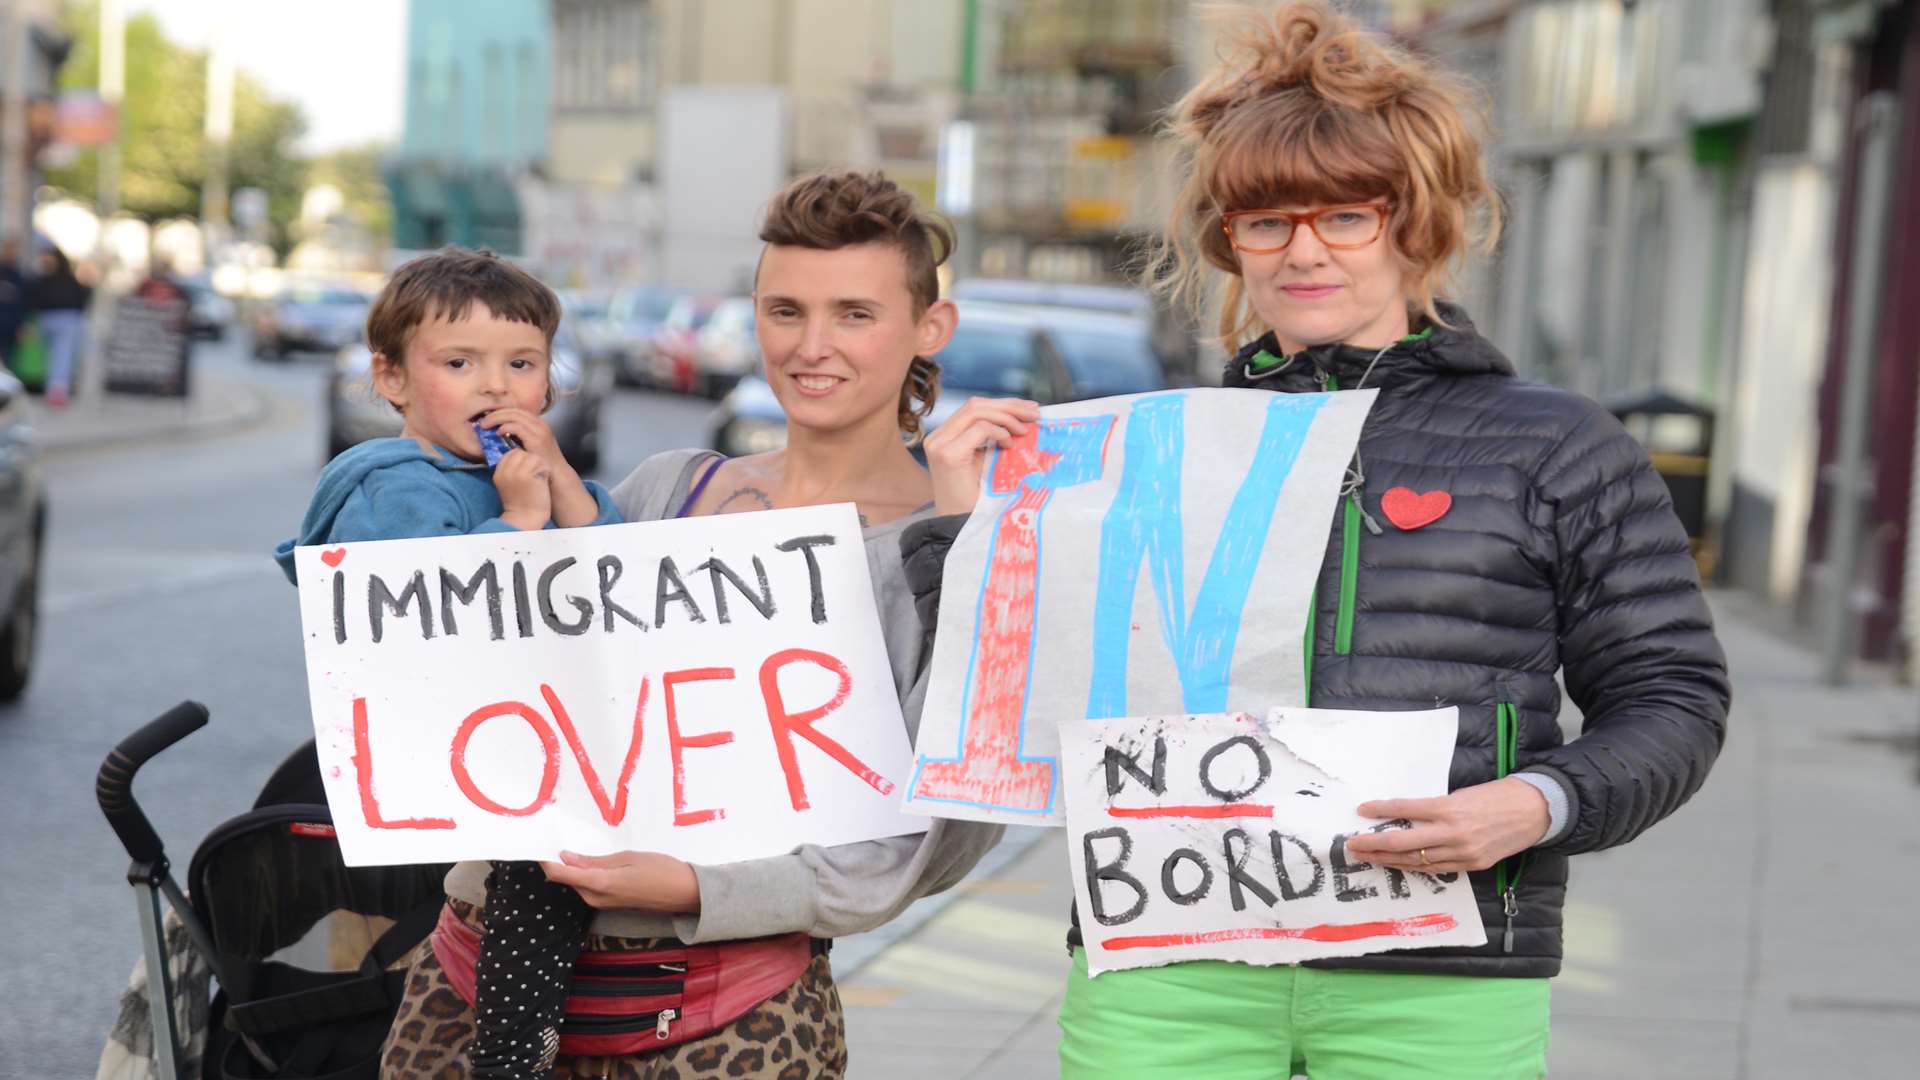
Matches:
[97,702,451,1079]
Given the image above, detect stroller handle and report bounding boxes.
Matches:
[96,701,210,866]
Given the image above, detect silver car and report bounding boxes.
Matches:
[254,283,371,359]
[0,368,45,699]
[325,319,612,472]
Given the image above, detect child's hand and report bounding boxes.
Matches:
[480,407,566,472]
[492,449,553,531]
[482,407,600,527]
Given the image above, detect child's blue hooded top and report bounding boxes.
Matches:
[273,437,621,582]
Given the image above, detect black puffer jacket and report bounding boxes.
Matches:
[901,306,1730,978]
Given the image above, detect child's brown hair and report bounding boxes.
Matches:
[366,247,563,409]
[757,170,954,443]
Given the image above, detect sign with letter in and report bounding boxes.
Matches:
[1060,708,1485,975]
[104,292,192,397]
[290,504,923,866]
[904,388,1375,825]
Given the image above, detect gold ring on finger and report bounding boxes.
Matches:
[1419,848,1431,867]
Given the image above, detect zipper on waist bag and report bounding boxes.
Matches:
[565,978,683,999]
[561,1007,676,1037]
[573,959,687,978]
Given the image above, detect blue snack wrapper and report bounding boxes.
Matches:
[474,423,518,467]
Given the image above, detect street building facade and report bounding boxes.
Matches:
[386,0,550,254]
[1405,0,1920,676]
[0,0,71,246]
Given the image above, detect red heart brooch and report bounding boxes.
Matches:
[320,547,348,567]
[1381,488,1451,531]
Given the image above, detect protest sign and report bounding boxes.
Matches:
[104,291,192,397]
[290,504,923,866]
[1060,708,1486,976]
[904,388,1375,825]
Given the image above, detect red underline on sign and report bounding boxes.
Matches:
[1099,913,1458,951]
[1105,803,1275,819]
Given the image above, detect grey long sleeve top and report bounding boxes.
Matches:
[443,449,1004,941]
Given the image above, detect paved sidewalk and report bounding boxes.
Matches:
[839,595,1920,1078]
[24,369,269,454]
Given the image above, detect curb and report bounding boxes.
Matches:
[832,825,1053,979]
[30,375,275,455]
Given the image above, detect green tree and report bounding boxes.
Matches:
[305,143,395,243]
[45,2,309,250]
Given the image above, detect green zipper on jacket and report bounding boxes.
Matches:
[1494,701,1528,953]
[1324,373,1360,656]
[1336,498,1360,654]
[1303,371,1362,697]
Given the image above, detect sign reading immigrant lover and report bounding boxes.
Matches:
[904,388,1376,825]
[290,505,923,867]
[104,292,192,397]
[1059,708,1486,975]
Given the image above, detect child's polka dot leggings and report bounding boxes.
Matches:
[467,860,596,1078]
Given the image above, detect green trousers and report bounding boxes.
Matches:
[1059,949,1549,1079]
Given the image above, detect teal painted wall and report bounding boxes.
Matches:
[401,0,551,168]
[389,0,549,252]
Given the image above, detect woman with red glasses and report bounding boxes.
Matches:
[912,2,1729,1076]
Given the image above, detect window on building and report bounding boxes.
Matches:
[555,0,652,113]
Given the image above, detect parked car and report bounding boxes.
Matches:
[708,302,1165,457]
[693,297,757,398]
[324,319,612,472]
[254,282,372,359]
[602,285,680,388]
[0,368,45,699]
[951,277,1199,382]
[177,271,236,340]
[649,295,723,395]
[559,288,613,341]
[1014,306,1170,399]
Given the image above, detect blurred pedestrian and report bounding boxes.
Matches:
[134,257,187,304]
[0,239,27,369]
[29,247,91,408]
[910,3,1731,1077]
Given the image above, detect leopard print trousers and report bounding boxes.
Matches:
[378,907,847,1079]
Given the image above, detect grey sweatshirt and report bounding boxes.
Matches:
[444,448,1004,941]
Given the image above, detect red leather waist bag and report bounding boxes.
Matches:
[430,901,813,1057]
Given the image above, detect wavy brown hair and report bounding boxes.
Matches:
[1150,1,1501,350]
[758,170,954,443]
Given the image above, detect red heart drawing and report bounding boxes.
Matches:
[320,547,347,567]
[1381,488,1451,531]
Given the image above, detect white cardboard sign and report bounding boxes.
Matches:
[291,504,924,866]
[1059,708,1486,975]
[904,388,1376,826]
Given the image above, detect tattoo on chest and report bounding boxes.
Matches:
[715,486,776,513]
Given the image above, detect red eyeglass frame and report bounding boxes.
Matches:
[1220,201,1393,254]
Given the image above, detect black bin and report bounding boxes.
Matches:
[1606,389,1713,546]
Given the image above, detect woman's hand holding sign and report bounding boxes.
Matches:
[923,398,1041,515]
[1346,778,1551,875]
[542,851,703,913]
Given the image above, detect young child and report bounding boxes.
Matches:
[274,247,617,1078]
